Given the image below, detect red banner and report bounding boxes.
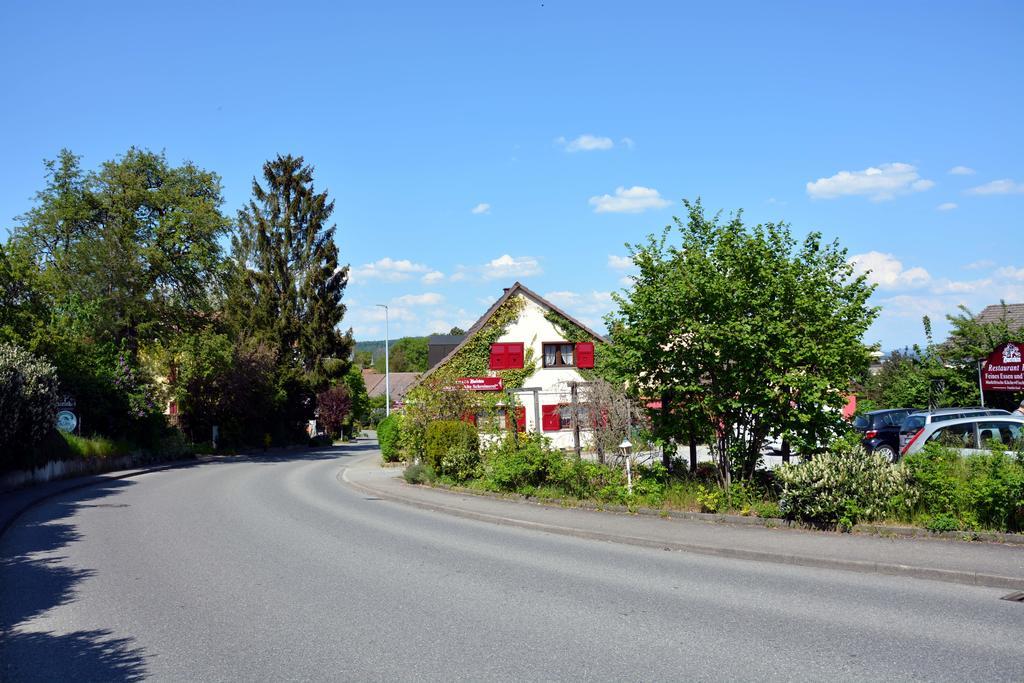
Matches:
[456,376,504,392]
[981,342,1024,391]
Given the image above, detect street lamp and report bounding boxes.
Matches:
[376,304,390,417]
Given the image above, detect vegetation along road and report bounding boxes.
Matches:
[2,441,1022,681]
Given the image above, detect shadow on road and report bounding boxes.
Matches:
[197,440,380,466]
[0,479,148,681]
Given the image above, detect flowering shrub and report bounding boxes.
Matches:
[776,441,917,529]
[113,350,159,419]
[0,343,60,464]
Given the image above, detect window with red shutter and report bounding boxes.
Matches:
[507,342,524,369]
[504,406,527,432]
[541,404,561,431]
[575,342,594,368]
[489,343,506,370]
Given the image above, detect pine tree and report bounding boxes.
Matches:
[229,155,353,387]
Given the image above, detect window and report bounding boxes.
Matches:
[977,421,1023,448]
[558,405,572,430]
[489,343,524,370]
[926,423,976,449]
[543,343,575,368]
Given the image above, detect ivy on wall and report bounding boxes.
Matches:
[428,294,537,390]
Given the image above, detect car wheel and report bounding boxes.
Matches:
[873,444,898,463]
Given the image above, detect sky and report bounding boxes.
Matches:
[2,1,1022,350]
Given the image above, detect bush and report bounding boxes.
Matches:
[905,443,1024,532]
[776,442,917,529]
[423,420,478,472]
[480,434,569,492]
[377,413,402,462]
[61,432,132,459]
[403,462,435,484]
[440,446,480,482]
[0,343,60,469]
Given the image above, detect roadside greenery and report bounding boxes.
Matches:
[605,199,877,488]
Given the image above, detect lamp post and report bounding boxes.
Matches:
[376,304,390,417]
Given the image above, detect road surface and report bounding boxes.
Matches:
[2,442,1022,681]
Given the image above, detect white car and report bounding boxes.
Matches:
[900,415,1024,458]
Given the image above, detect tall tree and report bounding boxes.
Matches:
[11,148,229,353]
[606,200,876,486]
[228,155,352,385]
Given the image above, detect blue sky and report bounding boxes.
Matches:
[2,1,1022,349]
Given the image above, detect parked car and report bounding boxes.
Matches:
[851,408,915,462]
[901,414,1024,457]
[898,407,1010,455]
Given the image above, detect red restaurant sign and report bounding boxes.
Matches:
[456,376,504,391]
[981,342,1024,391]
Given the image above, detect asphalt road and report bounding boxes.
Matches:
[2,442,1023,682]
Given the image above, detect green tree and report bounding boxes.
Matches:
[606,199,876,486]
[374,336,428,372]
[228,154,353,385]
[11,148,229,354]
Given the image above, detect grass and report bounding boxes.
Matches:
[60,432,133,459]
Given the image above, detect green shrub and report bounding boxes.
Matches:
[693,461,719,484]
[751,500,782,519]
[965,452,1024,532]
[0,343,60,468]
[377,413,402,462]
[423,420,478,471]
[403,462,435,484]
[696,485,725,513]
[904,443,969,518]
[924,513,960,533]
[61,432,132,459]
[440,446,480,482]
[776,442,917,529]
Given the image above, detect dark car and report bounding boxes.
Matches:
[852,409,915,462]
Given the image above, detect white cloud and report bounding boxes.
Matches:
[483,254,542,280]
[544,290,613,317]
[937,202,958,211]
[964,260,995,270]
[997,266,1024,281]
[949,166,976,175]
[557,134,614,152]
[471,203,491,214]
[806,162,934,201]
[607,254,633,270]
[966,179,1024,195]
[422,270,444,284]
[351,257,430,283]
[589,186,671,213]
[931,278,993,294]
[392,292,444,306]
[849,251,931,289]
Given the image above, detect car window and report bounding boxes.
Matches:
[902,415,925,432]
[977,421,1023,448]
[853,416,869,430]
[926,422,977,448]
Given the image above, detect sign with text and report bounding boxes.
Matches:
[456,376,504,392]
[981,342,1024,391]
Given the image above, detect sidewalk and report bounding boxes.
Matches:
[341,449,1024,591]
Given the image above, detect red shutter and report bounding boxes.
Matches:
[507,343,524,369]
[542,405,561,431]
[576,342,594,368]
[489,343,506,370]
[504,406,527,432]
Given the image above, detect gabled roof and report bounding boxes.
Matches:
[415,281,607,384]
[974,303,1024,330]
[361,369,421,400]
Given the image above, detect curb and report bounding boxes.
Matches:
[342,468,1024,591]
[0,458,205,541]
[426,481,1024,546]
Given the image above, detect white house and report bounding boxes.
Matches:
[416,282,607,450]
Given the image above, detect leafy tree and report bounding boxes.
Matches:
[11,148,229,354]
[606,200,876,486]
[447,326,466,335]
[0,343,59,468]
[228,154,353,385]
[341,364,370,427]
[374,336,428,372]
[317,385,352,439]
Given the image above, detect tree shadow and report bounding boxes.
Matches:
[0,479,148,681]
[202,440,381,466]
